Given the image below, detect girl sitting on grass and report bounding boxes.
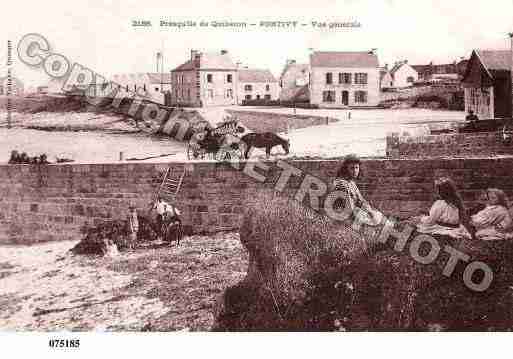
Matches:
[471,188,513,241]
[416,177,473,240]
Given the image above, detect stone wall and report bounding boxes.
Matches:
[386,132,513,158]
[1,158,513,245]
[227,109,338,133]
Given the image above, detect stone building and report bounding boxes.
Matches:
[461,40,512,120]
[237,68,279,103]
[309,51,380,108]
[170,50,238,107]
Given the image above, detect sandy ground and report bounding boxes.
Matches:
[0,107,466,163]
[0,233,247,331]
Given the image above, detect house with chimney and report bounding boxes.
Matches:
[170,50,238,107]
[389,60,418,88]
[237,68,279,103]
[461,44,512,119]
[279,60,310,102]
[309,51,380,108]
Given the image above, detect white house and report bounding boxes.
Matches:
[279,60,310,101]
[390,61,418,88]
[379,66,394,90]
[309,51,380,108]
[238,68,279,103]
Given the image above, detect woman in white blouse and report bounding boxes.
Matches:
[471,188,512,241]
[416,178,473,239]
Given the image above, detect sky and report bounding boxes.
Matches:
[1,0,513,88]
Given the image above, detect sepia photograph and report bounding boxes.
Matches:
[1,0,513,356]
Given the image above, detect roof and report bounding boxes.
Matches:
[475,50,511,71]
[310,51,379,68]
[147,73,172,84]
[390,61,418,76]
[238,69,277,83]
[172,52,238,72]
[411,65,431,74]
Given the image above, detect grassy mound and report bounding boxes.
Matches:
[213,191,513,331]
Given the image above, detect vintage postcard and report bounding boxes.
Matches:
[1,0,513,355]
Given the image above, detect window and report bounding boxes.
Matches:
[245,94,252,100]
[326,72,333,84]
[244,84,252,91]
[155,87,159,91]
[341,91,349,105]
[264,94,271,100]
[143,84,146,91]
[265,84,270,91]
[226,89,233,98]
[227,74,232,83]
[134,84,137,91]
[187,89,190,100]
[175,89,178,99]
[407,76,414,83]
[207,74,213,83]
[207,89,214,98]
[354,91,367,103]
[354,73,368,84]
[125,85,129,91]
[256,95,261,100]
[322,90,335,103]
[339,73,352,84]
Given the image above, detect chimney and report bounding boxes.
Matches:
[220,49,228,55]
[404,59,408,64]
[384,63,388,70]
[287,59,296,65]
[191,49,198,60]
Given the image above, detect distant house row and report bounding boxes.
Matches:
[378,59,469,90]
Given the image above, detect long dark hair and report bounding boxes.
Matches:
[435,177,475,238]
[336,154,362,180]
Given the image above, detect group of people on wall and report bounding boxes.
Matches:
[332,154,513,242]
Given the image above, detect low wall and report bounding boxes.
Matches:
[227,110,338,133]
[386,132,513,158]
[2,158,513,245]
